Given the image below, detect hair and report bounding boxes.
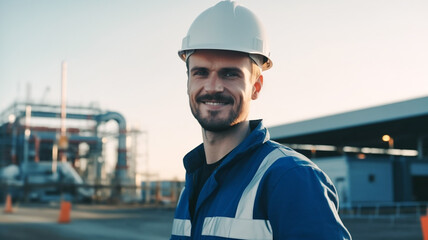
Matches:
[185,54,262,82]
[250,61,262,83]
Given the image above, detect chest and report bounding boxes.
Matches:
[191,159,256,218]
[188,155,270,236]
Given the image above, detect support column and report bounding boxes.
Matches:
[417,136,424,160]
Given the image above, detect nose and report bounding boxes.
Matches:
[204,74,224,93]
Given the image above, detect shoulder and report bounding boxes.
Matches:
[263,140,320,172]
[260,140,335,193]
[255,141,339,215]
[254,141,350,239]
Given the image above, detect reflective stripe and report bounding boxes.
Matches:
[172,187,192,237]
[202,217,272,240]
[176,187,186,207]
[201,148,285,239]
[235,149,284,219]
[172,219,192,237]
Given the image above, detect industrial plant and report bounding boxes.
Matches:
[0,100,141,201]
[0,63,182,205]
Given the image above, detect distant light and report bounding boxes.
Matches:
[316,145,337,151]
[400,150,418,156]
[8,114,16,123]
[382,135,391,142]
[343,146,360,152]
[288,144,336,151]
[288,143,417,157]
[362,147,385,154]
[387,149,402,155]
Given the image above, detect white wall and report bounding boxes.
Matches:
[348,158,393,203]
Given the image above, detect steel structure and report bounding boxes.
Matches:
[0,101,134,201]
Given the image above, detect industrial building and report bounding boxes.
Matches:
[268,96,428,206]
[0,101,145,202]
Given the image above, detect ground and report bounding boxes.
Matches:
[0,203,424,240]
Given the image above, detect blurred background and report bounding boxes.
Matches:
[1,0,427,239]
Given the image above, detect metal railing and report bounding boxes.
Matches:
[340,202,428,218]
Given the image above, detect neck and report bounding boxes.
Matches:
[202,121,251,164]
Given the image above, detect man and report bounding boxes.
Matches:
[171,1,352,239]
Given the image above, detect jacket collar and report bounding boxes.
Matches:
[183,119,270,173]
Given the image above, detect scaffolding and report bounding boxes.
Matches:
[0,101,143,202]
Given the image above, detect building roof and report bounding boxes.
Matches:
[268,96,428,153]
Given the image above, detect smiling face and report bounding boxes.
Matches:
[187,50,263,132]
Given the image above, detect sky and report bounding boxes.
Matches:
[1,0,427,180]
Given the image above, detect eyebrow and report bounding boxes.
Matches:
[218,67,243,74]
[190,66,208,73]
[189,66,244,74]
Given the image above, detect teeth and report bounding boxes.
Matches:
[205,102,224,105]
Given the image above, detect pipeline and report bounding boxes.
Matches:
[95,112,127,181]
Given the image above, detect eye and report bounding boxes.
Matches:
[192,69,208,77]
[223,72,241,79]
[221,68,242,79]
[225,72,237,77]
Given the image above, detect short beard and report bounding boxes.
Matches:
[190,93,241,132]
[193,108,240,132]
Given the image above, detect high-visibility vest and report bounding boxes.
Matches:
[172,148,285,239]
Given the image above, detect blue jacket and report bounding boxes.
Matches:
[171,120,351,239]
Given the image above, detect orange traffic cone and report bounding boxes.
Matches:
[4,194,13,213]
[422,208,428,240]
[58,200,71,223]
[422,216,428,240]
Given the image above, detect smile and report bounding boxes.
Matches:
[203,101,228,106]
[196,93,234,106]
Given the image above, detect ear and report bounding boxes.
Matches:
[251,75,263,100]
[187,73,190,95]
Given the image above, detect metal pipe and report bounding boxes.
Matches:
[11,119,18,164]
[60,61,68,163]
[418,136,424,159]
[61,61,67,138]
[34,134,40,162]
[23,105,31,165]
[96,112,127,181]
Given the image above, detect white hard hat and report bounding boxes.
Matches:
[178,0,273,71]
